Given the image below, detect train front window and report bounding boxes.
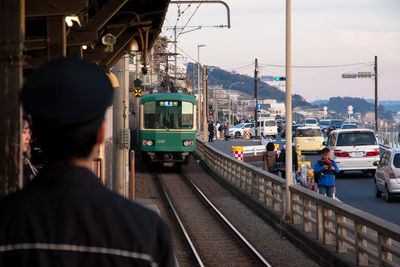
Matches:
[143,100,194,129]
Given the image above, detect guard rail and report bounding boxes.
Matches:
[196,139,400,266]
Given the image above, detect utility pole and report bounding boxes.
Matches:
[174,26,177,84]
[112,55,130,197]
[374,56,378,132]
[203,65,208,142]
[254,58,258,138]
[284,0,293,221]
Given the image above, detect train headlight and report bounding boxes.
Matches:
[183,140,193,146]
[146,140,154,146]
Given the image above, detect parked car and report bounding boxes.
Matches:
[341,124,358,129]
[326,129,379,175]
[229,123,255,138]
[319,119,331,133]
[294,126,324,152]
[328,119,343,133]
[375,149,400,202]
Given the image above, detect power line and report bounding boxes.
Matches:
[259,62,373,69]
[177,1,204,38]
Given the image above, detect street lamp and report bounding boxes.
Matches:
[197,44,206,131]
[228,81,244,127]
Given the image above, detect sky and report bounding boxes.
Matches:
[162,0,400,102]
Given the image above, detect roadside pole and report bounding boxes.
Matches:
[374,56,378,133]
[284,0,293,221]
[203,65,208,142]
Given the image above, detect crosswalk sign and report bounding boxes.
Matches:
[134,88,142,97]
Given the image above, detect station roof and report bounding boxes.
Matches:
[24,0,170,71]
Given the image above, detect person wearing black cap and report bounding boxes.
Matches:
[0,57,175,266]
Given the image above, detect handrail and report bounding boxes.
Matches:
[196,138,400,266]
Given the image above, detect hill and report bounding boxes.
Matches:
[365,99,400,112]
[322,97,393,120]
[186,62,311,108]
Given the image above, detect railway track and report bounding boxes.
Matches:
[156,170,271,267]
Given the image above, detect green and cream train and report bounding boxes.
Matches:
[139,93,196,165]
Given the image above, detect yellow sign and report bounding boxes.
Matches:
[134,88,142,97]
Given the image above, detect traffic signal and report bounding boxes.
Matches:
[209,106,214,116]
[274,76,286,81]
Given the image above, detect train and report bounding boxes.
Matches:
[139,93,197,166]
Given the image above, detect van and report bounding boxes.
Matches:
[326,129,379,175]
[257,119,278,138]
[294,126,324,152]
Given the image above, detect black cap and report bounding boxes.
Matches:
[22,57,114,124]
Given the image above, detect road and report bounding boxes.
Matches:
[207,135,400,226]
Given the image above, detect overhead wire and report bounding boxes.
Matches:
[259,62,373,69]
[177,1,204,38]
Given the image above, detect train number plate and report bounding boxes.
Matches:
[156,140,166,144]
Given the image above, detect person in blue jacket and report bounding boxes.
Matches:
[314,147,339,198]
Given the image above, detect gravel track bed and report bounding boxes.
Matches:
[182,160,320,267]
[159,171,259,266]
[135,160,195,266]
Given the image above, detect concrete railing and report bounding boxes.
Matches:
[196,139,400,266]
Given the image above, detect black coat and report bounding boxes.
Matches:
[0,165,175,267]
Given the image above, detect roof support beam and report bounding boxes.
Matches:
[26,0,88,17]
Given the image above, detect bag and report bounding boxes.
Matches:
[218,125,223,131]
[268,166,277,172]
[277,162,285,172]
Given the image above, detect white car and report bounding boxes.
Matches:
[304,118,318,127]
[375,149,400,202]
[326,129,379,175]
[229,123,255,138]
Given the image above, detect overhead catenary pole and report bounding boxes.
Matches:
[374,56,378,132]
[203,65,208,142]
[254,58,258,138]
[284,0,293,221]
[174,26,177,84]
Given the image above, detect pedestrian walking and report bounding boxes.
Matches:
[263,142,278,175]
[0,57,175,266]
[215,121,221,140]
[314,147,339,198]
[218,122,224,140]
[208,121,215,142]
[223,122,230,141]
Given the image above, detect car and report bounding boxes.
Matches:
[281,123,304,138]
[326,129,379,175]
[328,119,343,133]
[375,149,400,202]
[341,123,358,129]
[229,123,255,138]
[304,118,318,126]
[293,126,324,152]
[319,119,331,133]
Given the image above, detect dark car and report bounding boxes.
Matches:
[328,119,343,133]
[281,123,304,138]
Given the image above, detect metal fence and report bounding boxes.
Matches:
[196,139,400,266]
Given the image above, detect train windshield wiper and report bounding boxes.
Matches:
[161,122,169,131]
